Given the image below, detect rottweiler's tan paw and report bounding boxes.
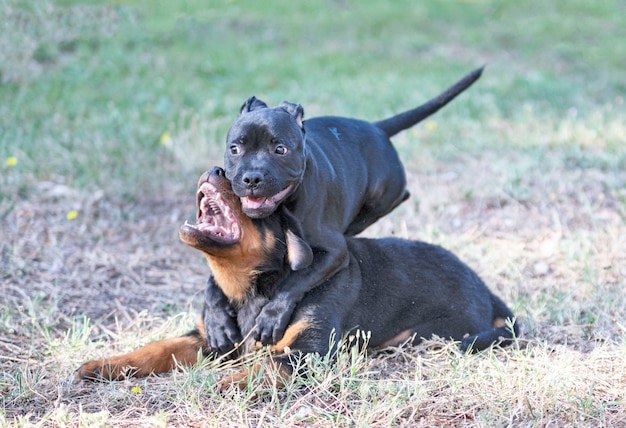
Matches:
[76,359,133,382]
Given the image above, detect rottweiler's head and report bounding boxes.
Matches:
[223,97,307,219]
[179,166,312,302]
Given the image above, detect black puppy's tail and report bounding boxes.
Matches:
[373,66,484,138]
[460,293,520,352]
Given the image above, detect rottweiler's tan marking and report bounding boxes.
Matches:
[204,225,272,302]
[376,329,413,349]
[77,323,207,381]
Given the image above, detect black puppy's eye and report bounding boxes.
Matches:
[275,145,287,155]
[230,145,240,155]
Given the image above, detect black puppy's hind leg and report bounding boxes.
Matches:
[347,186,409,237]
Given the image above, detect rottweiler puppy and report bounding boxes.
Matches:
[77,167,518,386]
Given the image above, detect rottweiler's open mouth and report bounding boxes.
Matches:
[181,180,241,245]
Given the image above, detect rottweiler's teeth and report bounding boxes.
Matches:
[209,200,220,212]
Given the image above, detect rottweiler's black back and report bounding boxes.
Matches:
[342,237,512,348]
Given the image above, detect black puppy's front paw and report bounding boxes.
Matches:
[254,299,295,345]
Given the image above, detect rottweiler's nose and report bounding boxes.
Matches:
[209,166,226,177]
[242,171,263,188]
[198,167,225,187]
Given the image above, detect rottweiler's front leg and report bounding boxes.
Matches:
[202,275,243,355]
[77,325,206,381]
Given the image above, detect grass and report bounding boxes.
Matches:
[1,0,625,426]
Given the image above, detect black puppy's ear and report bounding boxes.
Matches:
[277,101,304,129]
[285,229,313,271]
[240,96,268,113]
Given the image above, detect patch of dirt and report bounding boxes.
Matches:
[1,187,207,330]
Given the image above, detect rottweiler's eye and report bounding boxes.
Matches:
[230,145,240,155]
[275,145,287,155]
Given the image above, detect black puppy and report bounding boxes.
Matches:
[77,167,518,387]
[212,67,485,349]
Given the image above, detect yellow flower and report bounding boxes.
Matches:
[6,156,17,167]
[131,386,143,393]
[159,131,172,146]
[425,120,438,131]
[66,210,78,220]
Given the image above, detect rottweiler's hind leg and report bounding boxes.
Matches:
[77,325,207,381]
[216,317,322,392]
[460,322,518,352]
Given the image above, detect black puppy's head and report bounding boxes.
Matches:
[179,166,312,301]
[224,97,306,219]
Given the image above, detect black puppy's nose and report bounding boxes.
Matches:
[242,171,263,188]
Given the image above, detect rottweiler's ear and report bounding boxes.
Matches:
[285,229,313,271]
[279,206,313,270]
[241,96,268,113]
[277,101,304,129]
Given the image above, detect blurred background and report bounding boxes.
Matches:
[2,0,624,199]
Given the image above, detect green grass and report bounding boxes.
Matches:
[1,0,626,426]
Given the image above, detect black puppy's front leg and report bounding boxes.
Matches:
[254,233,349,345]
[202,275,242,355]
